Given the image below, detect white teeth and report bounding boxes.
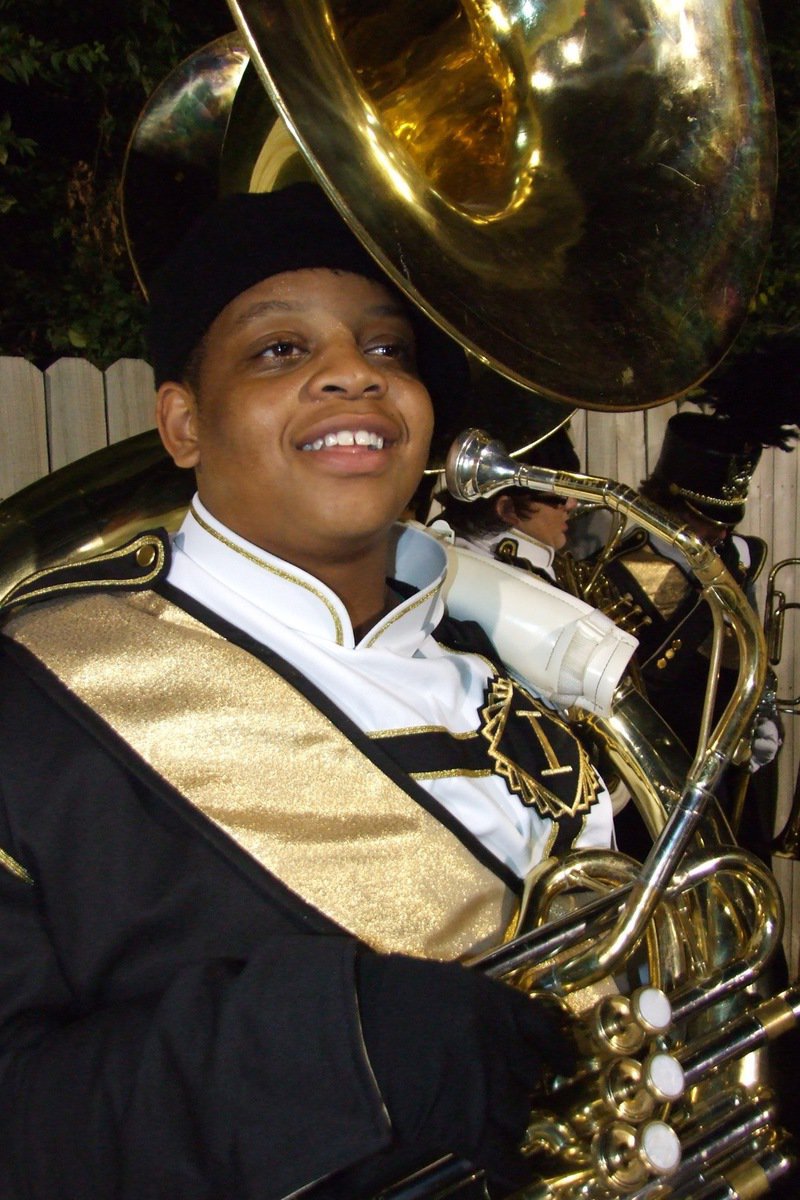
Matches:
[301,429,386,451]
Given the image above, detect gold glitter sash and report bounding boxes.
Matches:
[614,545,692,622]
[5,591,513,960]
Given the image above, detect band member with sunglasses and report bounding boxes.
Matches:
[430,426,581,582]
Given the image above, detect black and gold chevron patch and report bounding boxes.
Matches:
[479,676,599,820]
[371,673,601,831]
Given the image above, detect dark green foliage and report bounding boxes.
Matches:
[0,0,230,366]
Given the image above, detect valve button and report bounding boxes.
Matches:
[641,1120,681,1175]
[632,986,672,1035]
[645,1052,685,1103]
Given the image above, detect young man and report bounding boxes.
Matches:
[0,184,613,1199]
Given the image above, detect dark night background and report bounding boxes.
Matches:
[0,1,798,371]
[0,0,232,364]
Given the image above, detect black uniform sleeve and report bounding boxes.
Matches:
[0,645,391,1200]
[0,639,573,1200]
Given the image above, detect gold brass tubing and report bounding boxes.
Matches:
[772,759,800,858]
[475,846,778,1005]
[515,846,778,1000]
[624,1092,778,1200]
[521,1113,589,1166]
[519,851,639,929]
[666,853,784,1024]
[582,510,628,601]
[447,432,767,994]
[515,1168,596,1200]
[579,687,685,842]
[514,850,685,997]
[678,988,800,1088]
[472,880,628,977]
[754,992,800,1039]
[525,782,748,993]
[728,768,753,848]
[675,1082,752,1136]
[764,559,800,698]
[767,593,786,664]
[647,1131,794,1200]
[720,1137,796,1200]
[694,596,726,770]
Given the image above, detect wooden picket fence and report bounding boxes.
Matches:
[1,356,798,970]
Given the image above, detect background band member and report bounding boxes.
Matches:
[592,379,799,862]
[430,425,581,582]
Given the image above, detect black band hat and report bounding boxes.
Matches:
[650,411,761,527]
[146,182,471,462]
[650,336,800,527]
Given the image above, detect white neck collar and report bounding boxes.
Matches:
[167,497,449,652]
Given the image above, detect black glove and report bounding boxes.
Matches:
[355,951,576,1195]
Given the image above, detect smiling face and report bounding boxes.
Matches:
[157,268,434,573]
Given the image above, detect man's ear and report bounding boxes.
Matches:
[156,383,200,469]
[494,493,518,527]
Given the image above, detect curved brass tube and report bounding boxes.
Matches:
[447,429,767,993]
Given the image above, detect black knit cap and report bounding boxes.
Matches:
[146,182,470,460]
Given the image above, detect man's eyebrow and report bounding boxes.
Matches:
[232,298,411,326]
[367,301,409,318]
[233,299,302,326]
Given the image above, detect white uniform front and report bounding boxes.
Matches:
[167,497,613,879]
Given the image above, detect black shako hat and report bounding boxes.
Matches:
[146,182,471,461]
[650,337,800,527]
[650,412,761,527]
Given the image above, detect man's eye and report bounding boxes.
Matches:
[259,339,304,360]
[367,340,414,364]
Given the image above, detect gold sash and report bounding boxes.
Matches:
[618,545,691,622]
[6,591,513,959]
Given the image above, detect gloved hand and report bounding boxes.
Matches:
[749,717,782,772]
[355,950,576,1195]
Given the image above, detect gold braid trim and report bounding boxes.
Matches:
[672,484,745,507]
[2,534,167,611]
[0,847,34,886]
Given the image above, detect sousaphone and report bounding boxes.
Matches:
[2,3,796,1196]
[125,0,777,411]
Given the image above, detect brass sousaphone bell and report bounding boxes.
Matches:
[125,0,776,412]
[8,0,777,619]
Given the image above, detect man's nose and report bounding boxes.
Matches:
[307,342,387,400]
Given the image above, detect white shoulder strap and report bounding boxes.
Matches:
[436,534,637,716]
